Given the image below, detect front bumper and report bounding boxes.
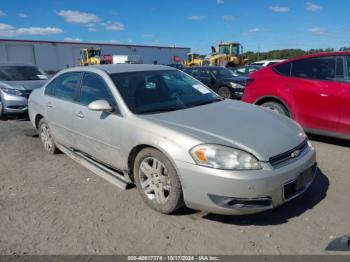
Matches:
[1,92,29,114]
[176,145,316,215]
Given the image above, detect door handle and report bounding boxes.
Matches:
[76,111,84,119]
[47,102,53,108]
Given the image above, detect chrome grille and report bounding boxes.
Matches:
[269,139,309,167]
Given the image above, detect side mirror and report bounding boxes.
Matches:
[88,100,113,112]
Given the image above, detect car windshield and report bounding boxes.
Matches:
[211,68,235,79]
[0,66,48,81]
[110,70,222,114]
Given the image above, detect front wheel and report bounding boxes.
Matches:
[39,119,60,154]
[217,86,232,99]
[134,148,184,214]
[0,97,4,120]
[261,101,290,117]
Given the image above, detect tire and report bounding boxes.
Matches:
[217,86,232,99]
[0,97,5,120]
[133,148,184,214]
[38,119,60,154]
[261,101,290,117]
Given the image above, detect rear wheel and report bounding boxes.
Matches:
[217,86,232,99]
[39,119,60,154]
[261,101,290,117]
[134,148,184,214]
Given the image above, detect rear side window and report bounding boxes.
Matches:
[199,69,211,78]
[44,79,56,96]
[274,62,291,76]
[79,73,115,106]
[345,56,350,82]
[54,72,81,102]
[291,56,336,81]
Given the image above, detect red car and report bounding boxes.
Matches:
[242,52,350,139]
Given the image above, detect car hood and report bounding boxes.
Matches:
[142,100,306,161]
[1,80,47,90]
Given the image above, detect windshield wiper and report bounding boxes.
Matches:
[138,106,186,114]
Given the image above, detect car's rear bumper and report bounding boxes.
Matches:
[175,145,316,215]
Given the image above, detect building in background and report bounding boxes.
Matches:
[0,39,190,72]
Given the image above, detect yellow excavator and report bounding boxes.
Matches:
[209,42,248,67]
[183,53,206,67]
[79,48,111,66]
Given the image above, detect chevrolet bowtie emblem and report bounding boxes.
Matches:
[291,149,301,158]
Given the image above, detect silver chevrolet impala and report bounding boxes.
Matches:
[28,64,317,215]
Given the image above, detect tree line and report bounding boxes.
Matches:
[243,46,350,62]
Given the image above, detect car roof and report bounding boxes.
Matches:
[61,64,176,75]
[282,51,350,63]
[252,60,285,63]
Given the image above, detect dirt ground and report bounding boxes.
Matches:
[0,118,349,255]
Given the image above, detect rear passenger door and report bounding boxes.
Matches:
[287,56,342,132]
[45,72,82,148]
[73,72,124,169]
[339,55,350,135]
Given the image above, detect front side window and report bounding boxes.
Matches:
[291,56,336,81]
[54,72,81,102]
[0,66,48,81]
[79,73,115,106]
[110,70,220,114]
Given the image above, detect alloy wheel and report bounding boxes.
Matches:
[139,157,171,204]
[40,123,54,152]
[218,87,231,99]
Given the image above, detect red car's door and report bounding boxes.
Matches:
[339,55,350,135]
[287,55,341,132]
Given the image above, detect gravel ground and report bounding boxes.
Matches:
[0,118,349,255]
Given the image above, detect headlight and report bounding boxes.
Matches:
[190,144,261,170]
[230,82,244,89]
[0,86,23,96]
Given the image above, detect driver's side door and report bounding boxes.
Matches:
[73,72,124,169]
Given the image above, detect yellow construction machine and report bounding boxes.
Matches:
[183,53,206,67]
[79,48,111,66]
[209,42,248,67]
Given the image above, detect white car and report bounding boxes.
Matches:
[251,60,285,67]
